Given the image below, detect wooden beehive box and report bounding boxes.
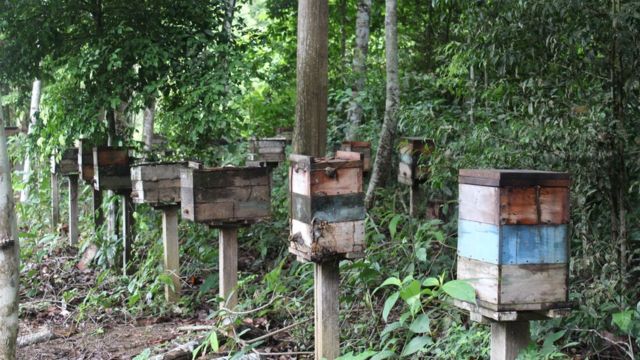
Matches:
[93,146,131,193]
[78,140,95,184]
[276,127,293,143]
[456,169,571,312]
[247,137,287,167]
[51,148,79,175]
[131,162,185,207]
[4,127,20,137]
[398,137,434,186]
[340,141,371,173]
[180,166,271,226]
[288,151,365,262]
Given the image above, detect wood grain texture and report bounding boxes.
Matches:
[122,195,134,275]
[52,148,79,175]
[310,166,362,196]
[290,192,365,223]
[500,263,567,305]
[491,322,531,360]
[289,219,365,262]
[315,261,340,360]
[500,186,569,225]
[78,141,95,183]
[51,173,60,230]
[93,147,131,192]
[457,256,499,304]
[340,141,371,172]
[162,207,181,303]
[459,184,500,225]
[131,163,184,206]
[459,169,571,187]
[219,228,238,309]
[68,175,79,245]
[457,220,501,263]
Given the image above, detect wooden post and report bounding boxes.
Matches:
[491,321,530,360]
[92,189,104,229]
[315,261,340,360]
[51,173,60,230]
[409,183,420,218]
[68,174,79,245]
[122,194,134,274]
[219,227,238,309]
[162,207,181,302]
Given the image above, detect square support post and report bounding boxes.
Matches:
[162,207,181,302]
[491,321,530,360]
[68,174,79,245]
[315,260,340,360]
[122,194,134,275]
[51,173,60,230]
[219,227,238,309]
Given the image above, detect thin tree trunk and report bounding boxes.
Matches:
[346,0,372,141]
[0,112,20,360]
[365,0,399,209]
[293,0,329,156]
[20,79,42,202]
[142,98,156,152]
[106,110,118,244]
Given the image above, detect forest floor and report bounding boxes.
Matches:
[17,244,308,359]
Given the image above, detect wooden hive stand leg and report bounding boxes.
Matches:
[51,172,60,231]
[409,183,421,218]
[219,227,238,309]
[68,174,79,245]
[122,194,134,275]
[491,321,531,360]
[315,260,340,360]
[162,207,181,302]
[92,188,104,230]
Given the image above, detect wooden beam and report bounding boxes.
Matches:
[93,189,104,230]
[122,195,134,274]
[162,207,181,302]
[219,227,238,308]
[51,173,60,230]
[314,261,340,360]
[491,321,530,360]
[68,174,79,245]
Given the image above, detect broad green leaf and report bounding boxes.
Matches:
[383,292,400,322]
[612,310,634,333]
[401,336,431,357]
[422,277,440,287]
[389,215,402,239]
[541,330,565,355]
[380,277,402,288]
[416,247,427,262]
[371,350,396,360]
[442,280,476,303]
[381,322,402,338]
[400,280,421,301]
[335,350,376,360]
[208,331,219,352]
[409,314,430,333]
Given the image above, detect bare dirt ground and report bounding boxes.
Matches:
[16,245,309,359]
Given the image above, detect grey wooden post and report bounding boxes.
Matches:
[491,321,531,360]
[162,207,180,302]
[219,227,238,309]
[68,174,79,245]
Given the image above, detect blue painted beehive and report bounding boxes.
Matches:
[456,169,571,312]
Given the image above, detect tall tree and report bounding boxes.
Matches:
[19,79,42,202]
[345,0,372,141]
[365,0,398,209]
[0,104,19,360]
[293,0,328,156]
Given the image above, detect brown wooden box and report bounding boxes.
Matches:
[78,140,95,184]
[456,169,572,313]
[247,137,287,167]
[131,162,185,207]
[288,151,365,262]
[180,166,271,226]
[51,148,79,175]
[340,141,371,173]
[398,137,434,186]
[93,147,131,193]
[4,127,21,137]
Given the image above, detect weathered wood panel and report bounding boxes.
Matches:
[289,219,365,261]
[459,169,571,187]
[291,192,366,223]
[397,137,433,185]
[459,184,500,225]
[456,256,499,304]
[500,263,567,305]
[51,148,79,175]
[340,141,371,172]
[499,186,569,225]
[93,147,131,192]
[458,219,501,264]
[131,163,184,206]
[78,141,95,183]
[310,166,362,196]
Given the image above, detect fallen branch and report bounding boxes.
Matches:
[152,340,200,360]
[177,325,215,332]
[18,328,57,347]
[245,319,307,344]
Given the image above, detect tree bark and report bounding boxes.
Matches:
[293,0,329,157]
[0,115,20,360]
[20,79,42,202]
[364,0,399,209]
[345,0,372,141]
[142,98,156,152]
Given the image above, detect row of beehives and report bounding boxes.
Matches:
[52,136,572,316]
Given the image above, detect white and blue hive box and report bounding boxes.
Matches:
[456,169,571,312]
[288,151,365,262]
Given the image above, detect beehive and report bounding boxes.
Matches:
[247,137,287,167]
[340,141,371,173]
[180,166,271,226]
[456,169,571,312]
[51,148,79,175]
[398,137,434,186]
[4,127,20,137]
[93,146,131,193]
[131,162,185,207]
[288,151,365,262]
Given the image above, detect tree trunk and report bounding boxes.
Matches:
[142,98,156,152]
[106,110,118,244]
[364,0,399,209]
[345,0,372,141]
[20,79,42,202]
[293,0,329,156]
[0,115,20,360]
